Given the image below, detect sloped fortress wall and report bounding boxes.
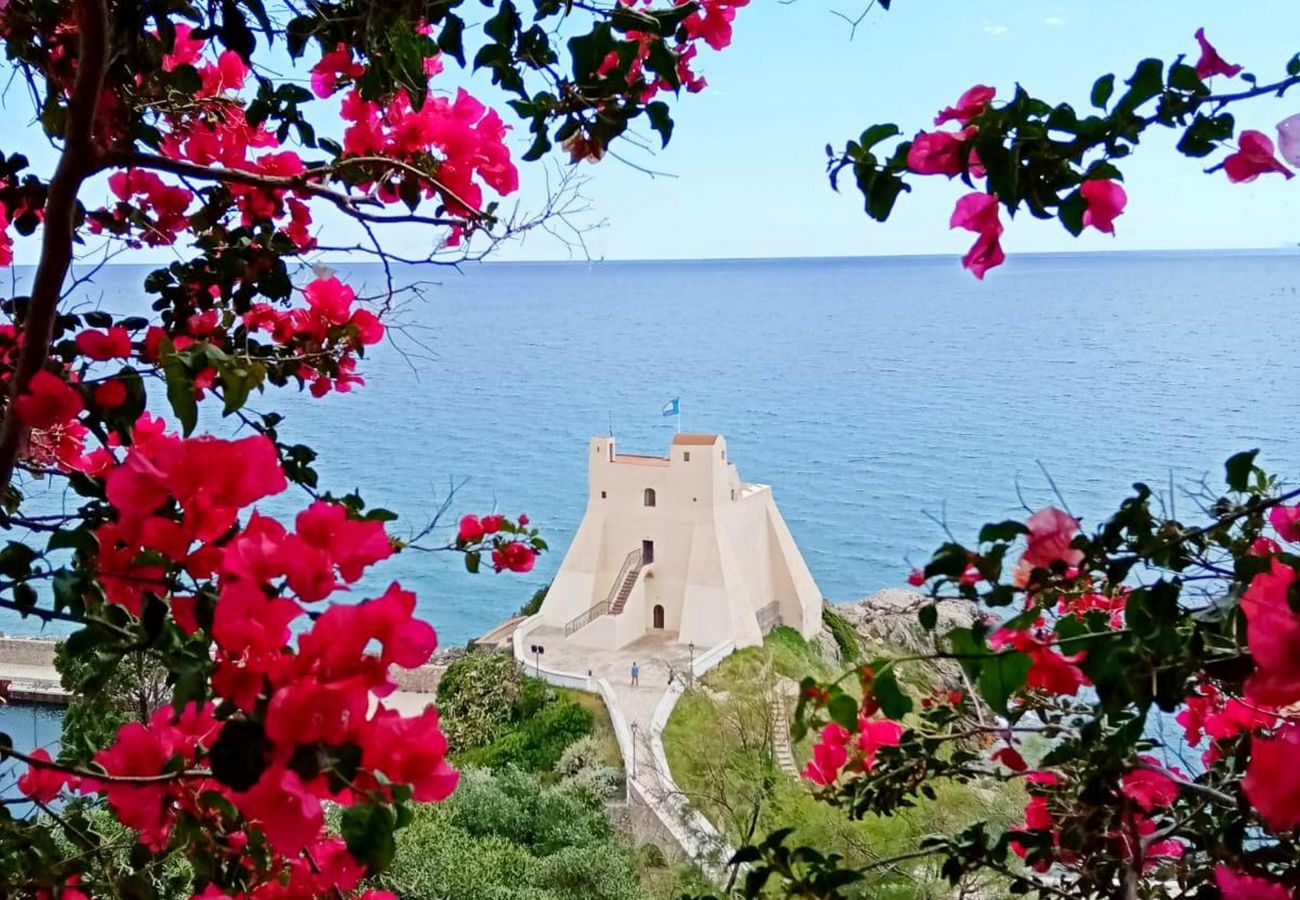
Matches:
[538,434,822,649]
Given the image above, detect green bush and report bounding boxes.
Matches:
[468,696,594,773]
[376,767,647,900]
[518,582,550,616]
[822,605,862,663]
[436,649,524,751]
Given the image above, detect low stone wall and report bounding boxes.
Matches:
[0,636,59,668]
[391,664,445,694]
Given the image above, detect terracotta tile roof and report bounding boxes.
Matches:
[672,433,721,445]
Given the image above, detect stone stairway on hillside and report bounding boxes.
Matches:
[771,691,800,778]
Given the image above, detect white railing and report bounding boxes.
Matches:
[564,547,643,636]
[512,614,594,691]
[639,639,739,886]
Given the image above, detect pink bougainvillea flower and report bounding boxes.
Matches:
[1269,504,1300,542]
[1215,864,1294,900]
[1243,722,1300,832]
[907,128,976,177]
[458,515,485,543]
[1278,113,1300,167]
[1193,28,1243,80]
[93,380,128,409]
[950,192,1005,279]
[907,568,925,587]
[853,716,903,770]
[75,326,133,361]
[1223,131,1294,183]
[14,370,83,430]
[311,42,365,99]
[160,23,205,72]
[17,749,78,803]
[991,746,1028,772]
[1080,179,1127,234]
[801,721,851,786]
[1120,758,1181,812]
[1014,507,1084,586]
[1238,559,1300,705]
[491,540,537,573]
[935,85,996,126]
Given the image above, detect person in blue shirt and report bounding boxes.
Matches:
[631,661,640,686]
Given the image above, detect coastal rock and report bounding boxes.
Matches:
[832,589,985,686]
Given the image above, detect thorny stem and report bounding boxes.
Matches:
[0,0,110,501]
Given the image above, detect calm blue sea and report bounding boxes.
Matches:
[3,251,1299,649]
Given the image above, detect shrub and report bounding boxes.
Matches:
[555,734,606,777]
[822,606,862,663]
[471,696,594,772]
[436,649,524,751]
[518,583,550,616]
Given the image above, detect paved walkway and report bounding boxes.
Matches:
[524,625,735,879]
[525,625,690,756]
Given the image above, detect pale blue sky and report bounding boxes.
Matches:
[3,1,1297,264]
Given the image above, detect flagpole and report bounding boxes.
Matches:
[677,400,682,434]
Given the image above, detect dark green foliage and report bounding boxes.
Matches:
[821,606,860,662]
[461,693,594,773]
[436,649,525,751]
[373,767,648,900]
[439,649,594,771]
[518,582,550,617]
[54,641,169,764]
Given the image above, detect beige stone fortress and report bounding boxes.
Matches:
[536,434,823,650]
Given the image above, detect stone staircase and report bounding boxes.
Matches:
[608,565,641,615]
[771,690,799,778]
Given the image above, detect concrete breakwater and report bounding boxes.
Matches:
[0,636,68,704]
[0,634,452,708]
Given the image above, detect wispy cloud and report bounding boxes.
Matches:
[1044,16,1067,27]
[983,22,1009,36]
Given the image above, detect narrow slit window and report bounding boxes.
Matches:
[644,488,656,507]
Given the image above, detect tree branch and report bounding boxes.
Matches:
[0,0,110,500]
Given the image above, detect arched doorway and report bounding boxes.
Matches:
[652,605,665,629]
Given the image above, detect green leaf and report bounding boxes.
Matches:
[464,551,481,574]
[871,666,913,719]
[1058,189,1086,237]
[1168,63,1207,95]
[1288,53,1300,77]
[978,520,1029,543]
[917,603,938,631]
[341,801,398,873]
[857,123,901,152]
[161,338,198,436]
[977,651,1031,715]
[1091,73,1115,109]
[1116,58,1165,113]
[865,171,908,222]
[1225,449,1259,493]
[645,101,673,148]
[827,693,858,731]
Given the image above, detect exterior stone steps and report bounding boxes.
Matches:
[608,567,641,615]
[771,692,800,778]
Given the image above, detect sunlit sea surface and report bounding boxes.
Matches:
[3,251,1298,647]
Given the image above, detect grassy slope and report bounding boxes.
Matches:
[663,626,1025,898]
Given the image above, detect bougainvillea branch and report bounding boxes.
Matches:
[0,0,109,497]
[0,1,748,896]
[831,27,1300,278]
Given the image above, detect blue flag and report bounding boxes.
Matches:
[662,398,680,417]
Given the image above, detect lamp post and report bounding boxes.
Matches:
[630,722,639,780]
[529,643,545,678]
[688,641,695,688]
